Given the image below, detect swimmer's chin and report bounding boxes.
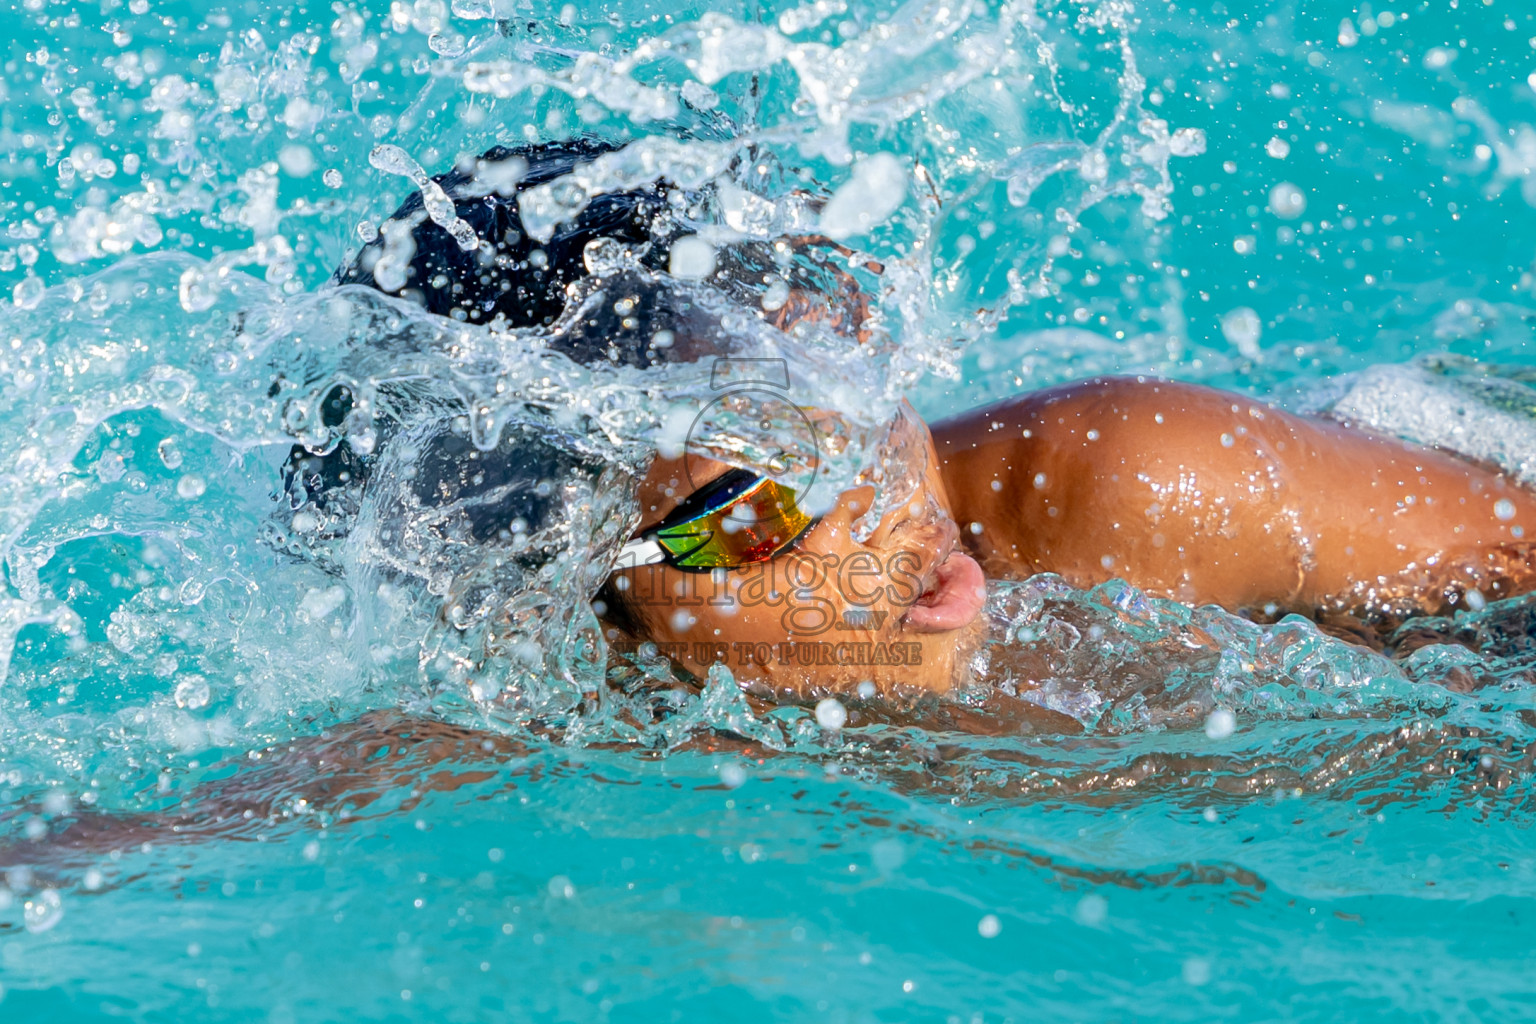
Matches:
[899,550,987,633]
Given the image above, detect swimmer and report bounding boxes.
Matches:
[298,138,1536,703]
[9,143,1534,875]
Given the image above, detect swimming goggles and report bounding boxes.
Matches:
[614,468,817,573]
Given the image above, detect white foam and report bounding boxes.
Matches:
[1325,361,1536,487]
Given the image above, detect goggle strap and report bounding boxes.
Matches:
[614,536,666,571]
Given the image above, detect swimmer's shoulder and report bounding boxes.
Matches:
[930,375,1247,462]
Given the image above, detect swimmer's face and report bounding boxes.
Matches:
[601,404,988,699]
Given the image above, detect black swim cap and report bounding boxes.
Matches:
[286,139,704,560]
[336,138,683,351]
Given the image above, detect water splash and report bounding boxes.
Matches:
[0,0,1529,820]
[3,5,1536,1021]
[367,143,482,252]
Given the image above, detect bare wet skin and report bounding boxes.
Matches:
[935,378,1536,632]
[599,375,1536,703]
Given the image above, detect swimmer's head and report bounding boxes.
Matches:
[318,140,978,698]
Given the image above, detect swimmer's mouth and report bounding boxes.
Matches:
[900,526,987,634]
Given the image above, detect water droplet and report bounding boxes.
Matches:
[1220,307,1263,358]
[760,278,790,311]
[370,145,478,251]
[174,675,210,709]
[668,235,717,280]
[718,762,747,788]
[157,438,183,470]
[23,889,63,933]
[427,31,466,57]
[819,152,908,240]
[815,697,847,731]
[1168,127,1206,157]
[1074,893,1107,926]
[178,265,219,313]
[1494,498,1516,521]
[176,474,207,499]
[583,236,636,275]
[11,275,44,310]
[1204,708,1236,739]
[1423,47,1455,70]
[977,914,1001,938]
[1268,181,1306,220]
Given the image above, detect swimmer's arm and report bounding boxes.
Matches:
[0,713,526,868]
[933,376,1536,614]
[0,713,794,874]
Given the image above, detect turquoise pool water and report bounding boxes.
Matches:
[3,0,1536,1020]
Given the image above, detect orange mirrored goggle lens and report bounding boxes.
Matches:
[652,473,815,570]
